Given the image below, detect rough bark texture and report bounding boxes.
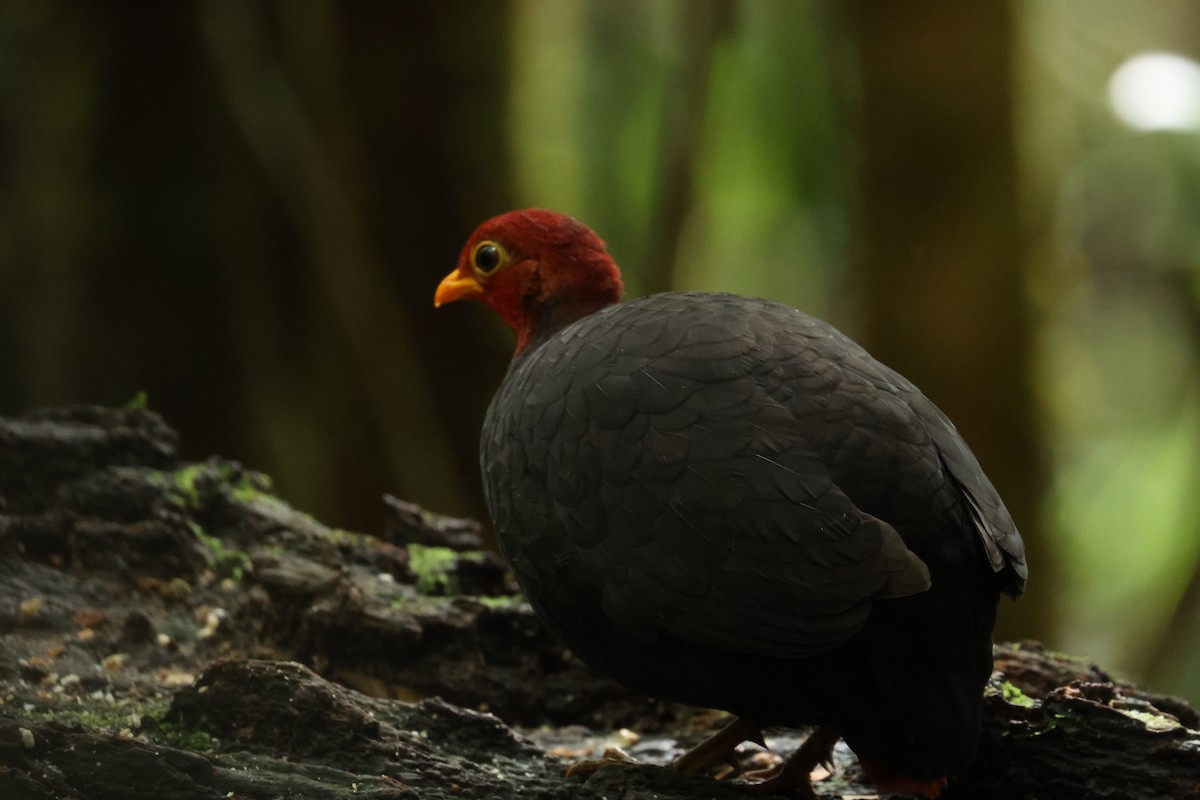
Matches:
[1,405,1197,799]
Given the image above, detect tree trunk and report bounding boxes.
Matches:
[845,0,1050,641]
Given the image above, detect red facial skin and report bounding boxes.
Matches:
[435,209,624,353]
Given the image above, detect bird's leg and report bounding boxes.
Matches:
[670,716,764,775]
[741,726,840,798]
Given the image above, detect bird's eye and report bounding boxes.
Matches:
[471,241,504,275]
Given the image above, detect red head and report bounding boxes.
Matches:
[434,209,625,353]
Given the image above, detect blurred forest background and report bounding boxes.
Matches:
[2,1,1199,705]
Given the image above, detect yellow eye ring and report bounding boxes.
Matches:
[471,240,506,276]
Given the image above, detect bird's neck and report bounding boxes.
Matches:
[515,293,617,355]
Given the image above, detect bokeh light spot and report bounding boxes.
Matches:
[1109,51,1200,132]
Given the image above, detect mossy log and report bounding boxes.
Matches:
[1,406,1197,799]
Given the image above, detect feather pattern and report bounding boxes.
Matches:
[484,293,1023,657]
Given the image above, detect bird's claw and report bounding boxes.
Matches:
[670,716,764,775]
[735,725,840,797]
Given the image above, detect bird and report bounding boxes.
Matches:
[434,209,1026,798]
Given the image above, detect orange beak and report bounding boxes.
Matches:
[434,269,484,307]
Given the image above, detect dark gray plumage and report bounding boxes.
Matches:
[481,291,1026,784]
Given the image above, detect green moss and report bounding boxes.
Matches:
[231,482,262,503]
[26,698,167,733]
[172,464,205,509]
[167,577,193,601]
[417,507,441,527]
[192,523,251,581]
[173,461,274,511]
[231,471,274,504]
[477,594,525,608]
[407,544,459,596]
[328,528,364,546]
[125,390,149,411]
[1000,680,1036,708]
[153,722,215,751]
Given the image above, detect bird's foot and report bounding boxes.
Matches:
[670,716,764,775]
[564,746,638,779]
[738,726,840,798]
